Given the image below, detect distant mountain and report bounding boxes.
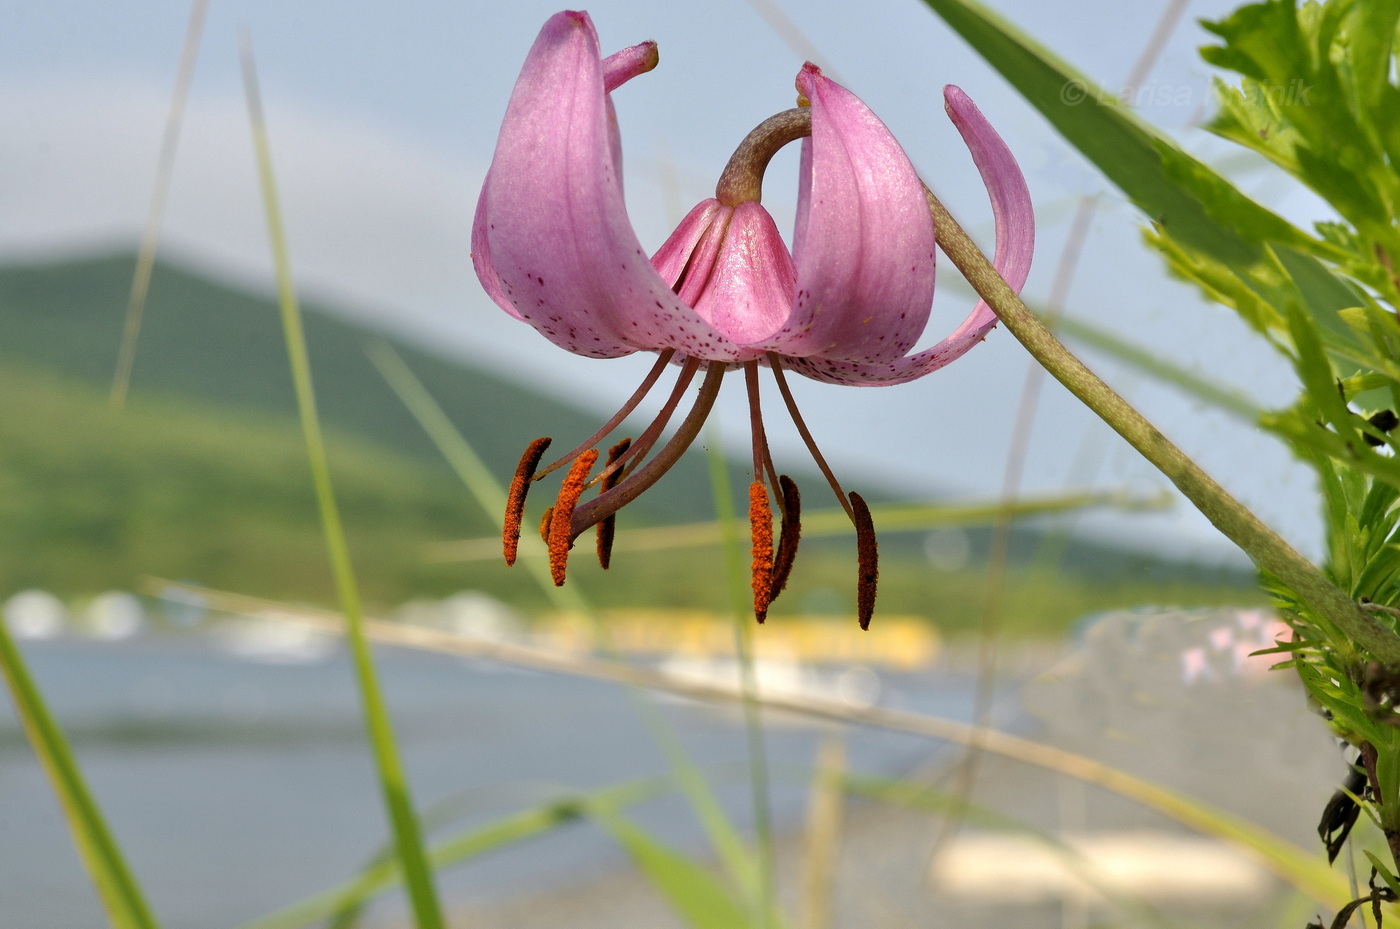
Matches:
[0,251,1257,610]
[0,251,719,525]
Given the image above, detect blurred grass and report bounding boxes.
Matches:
[0,361,1262,632]
[0,361,488,606]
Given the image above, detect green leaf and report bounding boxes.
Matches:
[0,623,160,929]
[595,814,755,929]
[1273,245,1365,351]
[238,779,668,929]
[913,0,1324,265]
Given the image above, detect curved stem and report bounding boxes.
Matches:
[925,186,1400,667]
[715,108,812,206]
[569,364,727,539]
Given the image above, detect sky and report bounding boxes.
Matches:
[0,0,1320,565]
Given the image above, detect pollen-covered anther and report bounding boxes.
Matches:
[749,481,775,623]
[549,449,599,586]
[770,475,802,598]
[596,438,632,569]
[849,491,879,630]
[539,505,555,542]
[504,437,552,565]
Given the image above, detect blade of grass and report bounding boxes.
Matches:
[236,778,665,929]
[797,733,844,929]
[594,812,753,929]
[0,621,160,929]
[159,579,1352,909]
[111,0,210,409]
[239,39,444,929]
[705,433,776,926]
[365,341,764,903]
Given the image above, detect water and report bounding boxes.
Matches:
[0,634,994,928]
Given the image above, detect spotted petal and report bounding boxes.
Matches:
[759,64,937,364]
[784,85,1034,385]
[471,11,749,361]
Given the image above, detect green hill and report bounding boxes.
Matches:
[0,251,717,525]
[0,251,1260,630]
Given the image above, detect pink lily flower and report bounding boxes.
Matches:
[473,11,1034,628]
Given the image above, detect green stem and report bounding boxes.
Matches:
[925,188,1400,667]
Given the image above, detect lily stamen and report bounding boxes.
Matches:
[749,481,776,622]
[547,448,599,585]
[595,438,631,569]
[768,354,854,519]
[504,436,552,565]
[850,492,879,630]
[769,353,881,624]
[771,475,802,597]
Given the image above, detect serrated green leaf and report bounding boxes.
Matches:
[911,0,1324,266]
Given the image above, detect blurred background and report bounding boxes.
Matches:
[0,1,1350,927]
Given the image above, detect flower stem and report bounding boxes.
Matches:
[924,186,1400,667]
[715,108,811,206]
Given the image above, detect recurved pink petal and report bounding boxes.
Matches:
[471,11,745,361]
[758,64,936,364]
[783,84,1034,386]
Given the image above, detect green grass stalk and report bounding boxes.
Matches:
[0,620,160,929]
[240,39,444,929]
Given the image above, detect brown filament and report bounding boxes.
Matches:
[570,363,726,539]
[503,437,551,565]
[534,350,673,482]
[749,480,775,623]
[767,354,854,520]
[548,449,599,586]
[596,438,631,569]
[770,475,802,598]
[591,356,702,489]
[850,491,878,630]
